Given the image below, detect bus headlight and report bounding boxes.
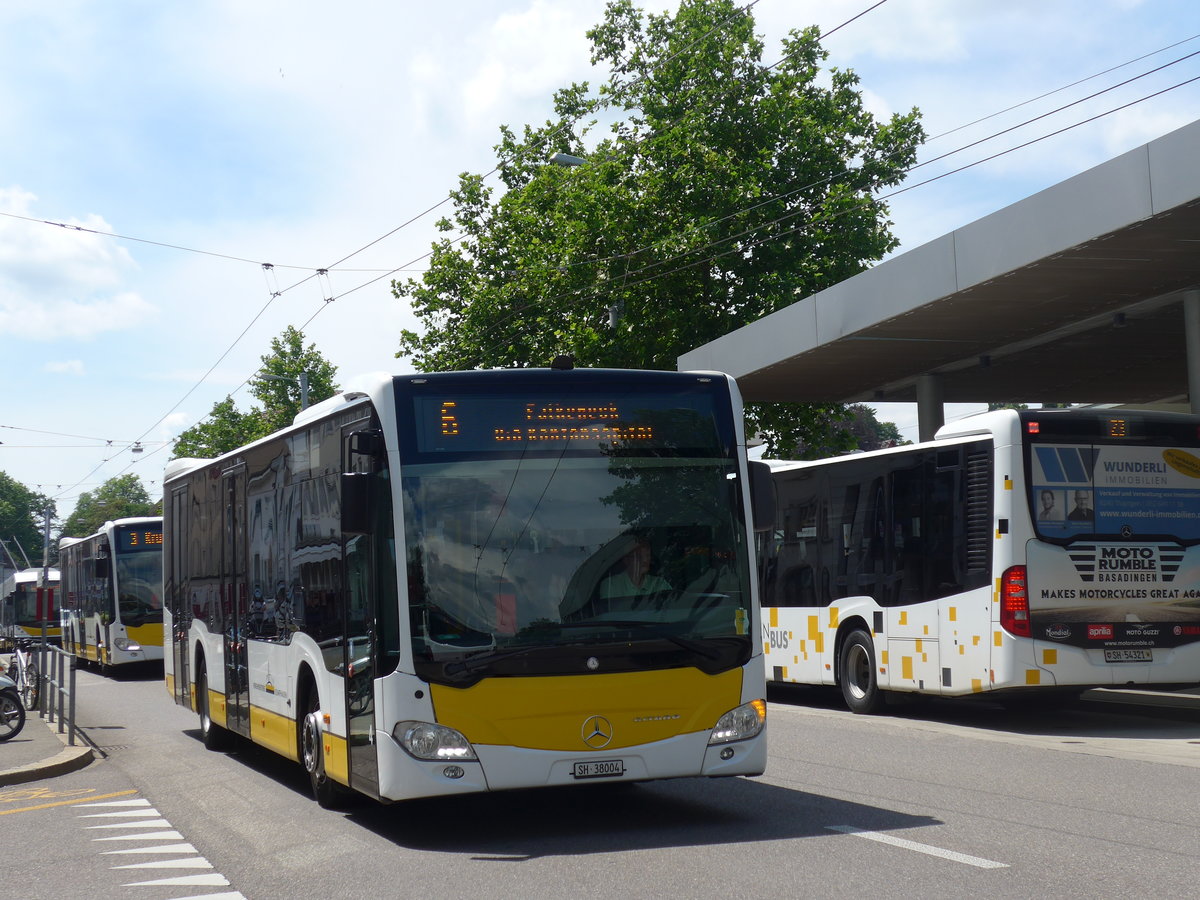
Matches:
[113,638,141,652]
[708,699,766,745]
[392,721,478,761]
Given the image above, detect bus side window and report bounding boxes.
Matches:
[890,456,925,605]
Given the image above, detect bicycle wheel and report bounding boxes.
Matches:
[20,666,39,711]
[0,690,26,741]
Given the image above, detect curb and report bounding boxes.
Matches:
[1080,687,1200,713]
[0,719,96,787]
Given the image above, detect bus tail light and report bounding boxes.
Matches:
[1000,565,1031,637]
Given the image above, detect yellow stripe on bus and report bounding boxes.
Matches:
[430,668,744,751]
[127,623,165,647]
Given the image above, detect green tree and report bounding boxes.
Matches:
[171,327,340,459]
[59,475,155,540]
[250,325,340,433]
[394,0,924,455]
[171,396,270,459]
[0,472,53,569]
[846,404,906,452]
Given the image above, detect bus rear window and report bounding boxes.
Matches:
[1028,442,1200,542]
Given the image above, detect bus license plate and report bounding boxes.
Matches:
[1104,648,1152,663]
[572,759,625,779]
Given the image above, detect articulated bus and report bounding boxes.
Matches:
[59,518,165,669]
[1,568,61,648]
[758,407,1200,712]
[163,368,770,807]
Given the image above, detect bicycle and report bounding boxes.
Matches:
[9,638,40,712]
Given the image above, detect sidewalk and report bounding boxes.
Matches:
[0,710,95,786]
[1079,684,1200,716]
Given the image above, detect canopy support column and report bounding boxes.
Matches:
[916,374,945,442]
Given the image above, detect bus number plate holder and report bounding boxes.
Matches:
[572,759,625,779]
[1104,648,1152,663]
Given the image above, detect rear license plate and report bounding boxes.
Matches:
[572,759,625,779]
[1104,648,1152,663]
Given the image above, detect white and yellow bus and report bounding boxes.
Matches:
[1,568,61,648]
[758,407,1200,712]
[59,518,164,669]
[163,368,770,807]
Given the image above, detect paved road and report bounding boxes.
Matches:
[6,671,1200,899]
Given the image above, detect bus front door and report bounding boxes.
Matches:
[343,424,380,797]
[222,465,250,738]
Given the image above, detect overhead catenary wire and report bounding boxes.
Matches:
[20,5,1200,502]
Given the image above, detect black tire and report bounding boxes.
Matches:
[20,666,39,712]
[197,660,233,751]
[301,688,349,809]
[0,689,25,741]
[839,629,885,714]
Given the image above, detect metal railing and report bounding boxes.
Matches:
[31,642,79,746]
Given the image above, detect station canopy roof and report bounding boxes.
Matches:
[678,119,1200,406]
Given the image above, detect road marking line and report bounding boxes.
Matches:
[102,843,199,855]
[826,825,1009,869]
[76,798,152,807]
[86,818,173,829]
[0,788,138,816]
[93,830,184,841]
[112,858,215,870]
[122,874,231,887]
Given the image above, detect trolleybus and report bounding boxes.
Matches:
[59,517,164,669]
[1,568,61,648]
[757,407,1200,712]
[163,368,770,806]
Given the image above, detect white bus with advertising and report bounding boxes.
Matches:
[163,368,771,807]
[757,407,1200,712]
[59,518,165,669]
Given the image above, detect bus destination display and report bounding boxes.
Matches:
[116,528,164,551]
[413,393,721,454]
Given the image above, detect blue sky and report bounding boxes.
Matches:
[3,0,1200,523]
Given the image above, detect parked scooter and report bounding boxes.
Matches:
[0,671,26,741]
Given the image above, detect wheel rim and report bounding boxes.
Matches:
[0,696,22,737]
[845,642,872,701]
[302,713,320,777]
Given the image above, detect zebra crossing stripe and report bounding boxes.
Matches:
[121,874,231,887]
[102,843,199,855]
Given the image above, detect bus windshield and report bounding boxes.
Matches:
[114,525,163,627]
[397,376,752,683]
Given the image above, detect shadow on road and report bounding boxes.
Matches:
[767,682,1200,741]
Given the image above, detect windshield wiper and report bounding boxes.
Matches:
[441,620,724,675]
[583,620,723,659]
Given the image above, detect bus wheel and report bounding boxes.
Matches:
[301,693,349,809]
[197,660,233,751]
[839,629,884,714]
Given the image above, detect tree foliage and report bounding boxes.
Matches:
[59,475,156,540]
[0,472,53,568]
[171,327,340,459]
[394,0,924,454]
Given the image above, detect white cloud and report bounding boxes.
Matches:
[0,290,156,341]
[0,187,151,340]
[43,359,85,375]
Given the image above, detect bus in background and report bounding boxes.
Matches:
[164,368,771,807]
[758,407,1200,712]
[1,568,61,648]
[59,518,164,669]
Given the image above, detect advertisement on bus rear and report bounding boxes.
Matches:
[1026,443,1200,649]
